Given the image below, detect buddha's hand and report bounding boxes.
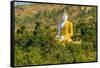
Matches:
[60,36,65,42]
[55,35,65,42]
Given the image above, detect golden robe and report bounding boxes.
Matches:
[61,20,73,42]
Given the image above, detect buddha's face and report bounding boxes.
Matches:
[62,13,68,21]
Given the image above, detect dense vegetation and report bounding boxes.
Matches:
[14,3,97,66]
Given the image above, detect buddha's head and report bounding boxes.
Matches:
[62,13,68,21]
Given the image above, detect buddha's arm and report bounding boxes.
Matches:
[70,23,73,37]
[57,23,61,36]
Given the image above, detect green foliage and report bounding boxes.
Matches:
[14,4,97,66]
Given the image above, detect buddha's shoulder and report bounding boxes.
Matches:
[65,20,72,23]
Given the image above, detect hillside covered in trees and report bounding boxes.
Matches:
[14,2,97,66]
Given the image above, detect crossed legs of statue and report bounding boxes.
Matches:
[55,35,72,46]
